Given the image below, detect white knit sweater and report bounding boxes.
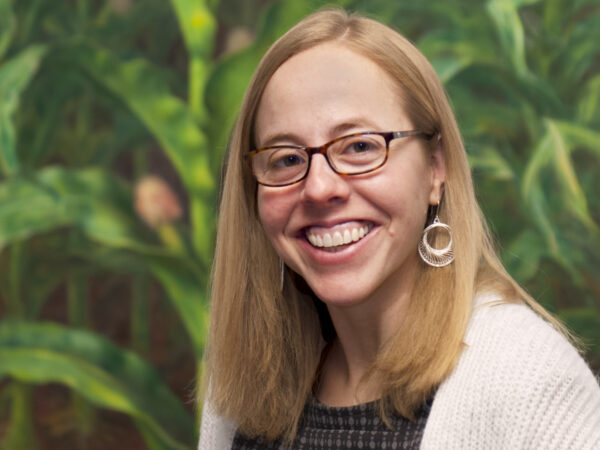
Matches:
[198,294,600,449]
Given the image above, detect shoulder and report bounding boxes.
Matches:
[422,292,600,449]
[462,292,580,372]
[198,397,236,450]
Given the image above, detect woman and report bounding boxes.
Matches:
[199,8,600,449]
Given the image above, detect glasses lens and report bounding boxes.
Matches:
[329,133,387,174]
[251,147,308,186]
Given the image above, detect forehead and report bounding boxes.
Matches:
[254,43,409,145]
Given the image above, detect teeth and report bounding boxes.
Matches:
[333,231,343,246]
[343,230,351,244]
[316,235,323,247]
[306,224,372,249]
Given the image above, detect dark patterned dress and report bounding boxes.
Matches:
[232,395,433,449]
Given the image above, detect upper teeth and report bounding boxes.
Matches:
[306,224,371,248]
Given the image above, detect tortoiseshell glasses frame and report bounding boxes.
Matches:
[246,130,434,187]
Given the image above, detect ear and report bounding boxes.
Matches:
[429,135,446,205]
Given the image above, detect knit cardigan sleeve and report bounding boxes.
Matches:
[421,294,600,449]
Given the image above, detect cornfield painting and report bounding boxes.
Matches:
[0,0,598,448]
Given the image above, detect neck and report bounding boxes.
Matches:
[315,262,417,406]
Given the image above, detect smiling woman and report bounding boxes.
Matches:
[254,42,442,310]
[199,8,600,450]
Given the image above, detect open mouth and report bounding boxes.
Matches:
[305,222,374,252]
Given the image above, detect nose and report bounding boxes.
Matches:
[301,154,351,204]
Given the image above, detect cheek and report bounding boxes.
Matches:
[257,187,294,240]
[369,162,432,225]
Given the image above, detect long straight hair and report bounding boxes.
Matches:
[204,7,568,442]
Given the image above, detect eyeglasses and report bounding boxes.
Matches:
[246,130,434,187]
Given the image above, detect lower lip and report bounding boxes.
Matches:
[299,226,378,264]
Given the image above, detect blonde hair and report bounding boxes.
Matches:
[205,7,567,442]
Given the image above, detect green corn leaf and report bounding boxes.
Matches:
[169,0,216,59]
[467,145,514,180]
[0,166,157,252]
[486,0,529,77]
[70,44,214,195]
[511,0,542,6]
[527,188,559,258]
[0,320,196,449]
[68,244,208,357]
[189,195,214,268]
[1,382,37,450]
[376,1,487,31]
[545,119,598,235]
[147,255,210,357]
[557,21,600,87]
[137,419,181,450]
[450,86,526,138]
[520,125,593,281]
[521,132,559,253]
[572,0,600,11]
[502,230,545,282]
[19,62,90,167]
[0,173,74,246]
[0,0,15,60]
[555,120,600,158]
[69,43,216,261]
[168,0,216,122]
[429,56,473,84]
[0,45,46,176]
[418,28,497,83]
[576,75,600,124]
[204,46,257,158]
[0,167,209,354]
[526,185,583,283]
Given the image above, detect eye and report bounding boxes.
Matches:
[347,141,374,153]
[268,148,306,169]
[277,154,303,167]
[341,137,381,154]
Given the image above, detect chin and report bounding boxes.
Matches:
[309,283,373,308]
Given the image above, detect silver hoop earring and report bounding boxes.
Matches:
[280,259,285,292]
[418,210,454,267]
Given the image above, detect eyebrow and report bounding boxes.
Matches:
[258,119,381,149]
[259,132,303,149]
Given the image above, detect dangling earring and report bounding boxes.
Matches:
[280,259,285,292]
[418,204,454,267]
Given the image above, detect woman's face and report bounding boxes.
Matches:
[255,43,445,307]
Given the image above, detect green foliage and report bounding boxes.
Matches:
[0,45,46,175]
[0,0,598,447]
[0,0,15,60]
[68,42,216,261]
[445,1,600,308]
[0,320,195,449]
[0,0,217,446]
[0,167,151,250]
